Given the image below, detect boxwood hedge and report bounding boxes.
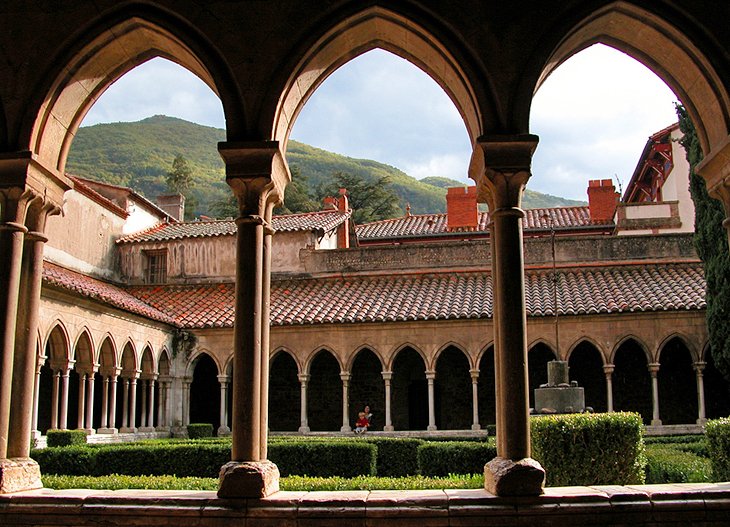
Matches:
[706,417,730,481]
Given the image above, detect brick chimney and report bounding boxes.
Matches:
[587,179,619,224]
[156,193,186,221]
[446,186,478,231]
[322,188,350,248]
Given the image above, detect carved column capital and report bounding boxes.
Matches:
[425,370,436,381]
[647,362,661,376]
[469,134,539,210]
[469,369,480,380]
[218,141,290,217]
[381,371,393,381]
[339,372,351,383]
[693,361,707,373]
[297,373,310,384]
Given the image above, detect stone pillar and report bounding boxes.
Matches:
[85,373,95,433]
[51,370,60,430]
[471,135,545,496]
[100,376,110,429]
[218,375,231,435]
[382,371,394,431]
[128,377,138,432]
[696,144,730,249]
[59,368,70,429]
[77,373,87,430]
[470,369,481,431]
[426,370,437,431]
[694,361,707,425]
[603,364,615,412]
[260,205,275,458]
[140,379,148,428]
[340,372,351,432]
[158,379,170,430]
[121,378,130,431]
[31,360,43,439]
[182,378,191,426]
[648,363,662,426]
[217,142,288,499]
[148,378,156,428]
[298,373,310,433]
[106,373,119,433]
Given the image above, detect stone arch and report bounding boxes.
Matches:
[72,329,95,371]
[657,333,699,363]
[272,6,488,148]
[119,341,138,376]
[434,345,472,430]
[303,345,344,375]
[609,335,651,364]
[189,351,220,431]
[391,345,428,430]
[158,348,171,376]
[306,348,342,431]
[386,342,428,372]
[612,337,652,423]
[658,336,698,424]
[345,344,385,373]
[186,349,222,378]
[433,341,473,369]
[97,336,117,374]
[26,9,243,176]
[566,337,607,365]
[526,2,730,154]
[44,322,71,364]
[567,339,607,412]
[477,344,496,427]
[268,349,300,432]
[139,345,156,378]
[37,323,71,433]
[528,341,557,409]
[348,347,385,431]
[271,347,302,374]
[475,341,496,367]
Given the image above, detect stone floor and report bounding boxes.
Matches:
[1,483,729,526]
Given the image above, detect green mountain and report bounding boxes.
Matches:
[67,116,585,218]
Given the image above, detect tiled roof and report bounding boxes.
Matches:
[42,263,177,325]
[117,210,350,243]
[123,262,704,328]
[356,207,600,239]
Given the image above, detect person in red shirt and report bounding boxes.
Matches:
[354,411,369,434]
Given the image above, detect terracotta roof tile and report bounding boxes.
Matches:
[117,210,350,243]
[123,262,704,329]
[356,206,601,239]
[42,263,177,325]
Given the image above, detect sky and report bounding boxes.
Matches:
[82,44,679,202]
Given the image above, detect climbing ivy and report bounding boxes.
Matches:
[677,105,730,380]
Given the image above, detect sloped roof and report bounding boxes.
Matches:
[42,263,177,325]
[356,206,600,240]
[120,262,704,329]
[117,209,350,243]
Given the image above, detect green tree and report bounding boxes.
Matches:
[677,104,730,379]
[166,154,194,193]
[275,166,319,214]
[317,172,400,224]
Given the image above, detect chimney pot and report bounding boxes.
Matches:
[587,180,619,224]
[446,186,478,232]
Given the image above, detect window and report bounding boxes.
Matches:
[145,249,167,284]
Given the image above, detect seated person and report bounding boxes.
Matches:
[354,411,369,434]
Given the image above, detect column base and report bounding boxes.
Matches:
[83,428,95,435]
[97,427,118,434]
[471,423,481,431]
[217,425,231,436]
[218,460,280,499]
[383,425,394,432]
[651,419,663,426]
[697,418,707,426]
[427,425,437,431]
[119,427,137,433]
[298,426,310,433]
[0,458,43,494]
[484,456,545,497]
[340,425,351,433]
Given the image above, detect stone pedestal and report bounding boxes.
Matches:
[484,456,544,497]
[218,460,280,499]
[0,458,42,494]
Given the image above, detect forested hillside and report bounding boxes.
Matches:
[67,116,585,218]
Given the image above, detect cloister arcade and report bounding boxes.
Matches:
[2,1,730,505]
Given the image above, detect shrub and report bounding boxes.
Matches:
[644,445,712,483]
[269,441,376,477]
[706,417,730,481]
[645,435,705,445]
[32,446,98,476]
[362,437,423,476]
[417,441,497,476]
[46,429,87,447]
[674,441,710,458]
[187,423,214,439]
[531,412,646,486]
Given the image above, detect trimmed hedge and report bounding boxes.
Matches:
[270,441,376,477]
[362,437,423,476]
[706,417,730,481]
[46,430,87,447]
[187,423,214,439]
[417,441,497,477]
[531,412,646,486]
[645,445,712,483]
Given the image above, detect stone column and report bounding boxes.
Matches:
[696,144,730,249]
[471,136,545,496]
[77,373,87,430]
[59,367,70,429]
[693,361,707,425]
[148,378,156,429]
[106,372,119,433]
[382,371,394,431]
[140,379,148,428]
[218,375,231,435]
[100,376,110,429]
[157,379,170,430]
[648,363,662,426]
[603,364,615,412]
[121,378,130,430]
[128,377,138,432]
[182,378,192,426]
[426,370,437,431]
[260,204,275,458]
[298,373,310,433]
[217,142,288,498]
[51,370,60,430]
[31,360,43,440]
[0,188,31,462]
[340,372,351,432]
[85,373,95,433]
[470,369,481,431]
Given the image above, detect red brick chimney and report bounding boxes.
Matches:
[446,186,478,231]
[587,179,619,224]
[323,188,350,248]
